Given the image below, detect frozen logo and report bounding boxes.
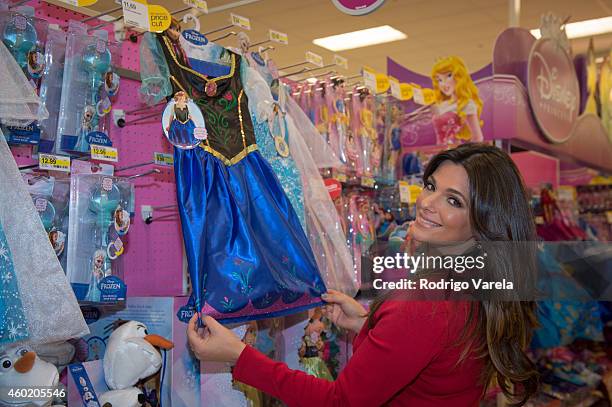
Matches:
[533,51,578,122]
[182,29,208,46]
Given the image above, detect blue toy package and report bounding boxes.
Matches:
[56,21,120,155]
[0,7,49,145]
[66,173,134,304]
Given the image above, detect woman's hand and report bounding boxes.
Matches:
[186,314,246,364]
[321,289,368,334]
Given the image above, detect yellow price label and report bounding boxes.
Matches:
[183,0,208,13]
[154,152,174,166]
[334,55,348,70]
[230,13,251,30]
[361,176,375,188]
[91,145,118,162]
[269,29,288,45]
[375,73,390,94]
[39,153,71,172]
[333,171,347,183]
[306,51,324,67]
[408,185,422,204]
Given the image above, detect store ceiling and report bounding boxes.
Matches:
[81,0,612,78]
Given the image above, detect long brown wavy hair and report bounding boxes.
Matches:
[369,143,539,406]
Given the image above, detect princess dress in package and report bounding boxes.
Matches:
[0,131,87,347]
[141,29,325,323]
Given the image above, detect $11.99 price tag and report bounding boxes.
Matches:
[91,145,118,162]
[39,153,71,172]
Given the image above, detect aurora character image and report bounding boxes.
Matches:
[431,56,483,144]
[298,308,334,381]
[233,322,263,407]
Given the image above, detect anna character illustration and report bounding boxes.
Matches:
[298,308,333,381]
[26,50,44,79]
[431,56,483,144]
[166,91,196,147]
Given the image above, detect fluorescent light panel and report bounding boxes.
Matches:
[313,25,407,51]
[530,16,612,39]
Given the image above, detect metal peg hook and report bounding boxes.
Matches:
[145,213,178,224]
[126,168,161,180]
[259,45,275,53]
[204,24,233,36]
[120,112,160,127]
[278,61,309,71]
[248,39,271,49]
[210,31,237,42]
[115,161,154,173]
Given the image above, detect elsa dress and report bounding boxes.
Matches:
[240,59,358,295]
[0,42,87,347]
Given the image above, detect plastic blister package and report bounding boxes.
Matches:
[37,27,67,153]
[66,174,134,304]
[23,174,71,270]
[0,7,49,138]
[57,22,120,155]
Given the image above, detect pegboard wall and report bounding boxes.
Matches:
[10,1,185,297]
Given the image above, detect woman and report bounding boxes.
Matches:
[187,143,539,406]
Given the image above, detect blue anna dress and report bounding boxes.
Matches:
[157,34,325,324]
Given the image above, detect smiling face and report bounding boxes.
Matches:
[436,71,456,98]
[410,160,473,244]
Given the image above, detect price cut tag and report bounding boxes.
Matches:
[39,153,71,173]
[231,13,251,30]
[91,145,118,162]
[154,152,174,167]
[122,0,171,32]
[306,51,324,67]
[269,29,288,45]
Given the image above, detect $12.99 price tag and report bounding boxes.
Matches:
[39,153,71,172]
[91,145,118,162]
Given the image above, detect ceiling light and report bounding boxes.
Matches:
[313,25,406,51]
[530,16,612,39]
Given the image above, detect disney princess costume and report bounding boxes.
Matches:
[144,31,326,323]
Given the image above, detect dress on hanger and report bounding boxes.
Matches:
[152,32,325,323]
[0,222,28,345]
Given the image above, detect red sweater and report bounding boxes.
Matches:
[233,300,485,406]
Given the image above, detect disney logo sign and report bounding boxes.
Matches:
[527,38,580,144]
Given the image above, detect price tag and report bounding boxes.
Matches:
[422,89,435,105]
[362,67,377,92]
[122,0,171,32]
[334,55,348,70]
[606,211,612,224]
[230,13,251,30]
[39,153,71,173]
[269,29,288,45]
[306,51,324,67]
[400,83,413,100]
[122,0,149,30]
[412,86,425,105]
[361,176,375,188]
[333,171,347,183]
[375,73,390,94]
[398,181,410,203]
[408,185,422,204]
[154,152,174,167]
[35,198,48,212]
[389,77,401,100]
[91,145,118,162]
[59,0,98,6]
[102,177,113,192]
[183,0,208,13]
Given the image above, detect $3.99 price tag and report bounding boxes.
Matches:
[39,153,71,172]
[91,145,118,162]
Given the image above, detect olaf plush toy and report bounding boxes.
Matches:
[0,345,60,407]
[99,320,173,407]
